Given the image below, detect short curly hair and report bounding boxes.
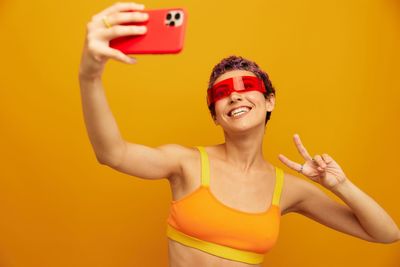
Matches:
[207,55,275,125]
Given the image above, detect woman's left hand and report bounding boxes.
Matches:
[278,134,348,190]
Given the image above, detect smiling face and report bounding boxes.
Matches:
[212,70,275,129]
[207,56,276,126]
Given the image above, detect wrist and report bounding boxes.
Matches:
[79,69,103,82]
[79,60,104,81]
[79,53,106,81]
[330,178,352,196]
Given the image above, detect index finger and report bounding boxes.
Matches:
[278,154,302,172]
[293,133,313,161]
[95,2,145,19]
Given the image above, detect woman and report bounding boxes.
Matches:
[79,2,400,266]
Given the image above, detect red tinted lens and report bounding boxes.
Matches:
[210,79,233,103]
[243,76,267,91]
[214,84,230,99]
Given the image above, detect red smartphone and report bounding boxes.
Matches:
[110,8,188,54]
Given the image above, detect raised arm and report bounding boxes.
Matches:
[78,2,186,180]
[279,134,400,243]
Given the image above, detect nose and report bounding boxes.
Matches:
[229,91,243,103]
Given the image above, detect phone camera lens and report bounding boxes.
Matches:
[165,10,183,27]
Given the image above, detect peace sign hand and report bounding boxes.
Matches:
[278,134,348,190]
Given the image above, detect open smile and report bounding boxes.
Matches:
[227,106,252,119]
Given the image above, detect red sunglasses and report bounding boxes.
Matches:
[207,76,266,107]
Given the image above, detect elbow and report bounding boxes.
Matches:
[389,230,400,244]
[95,153,113,166]
[379,239,400,244]
[96,148,126,168]
[97,158,109,166]
[97,155,117,166]
[374,231,400,244]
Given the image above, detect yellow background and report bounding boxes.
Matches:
[1,0,400,266]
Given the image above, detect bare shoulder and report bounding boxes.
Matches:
[168,145,220,187]
[280,170,319,215]
[164,144,200,182]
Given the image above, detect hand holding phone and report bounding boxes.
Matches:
[109,8,188,54]
[80,1,150,78]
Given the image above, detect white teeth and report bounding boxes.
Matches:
[232,111,247,117]
[230,107,251,117]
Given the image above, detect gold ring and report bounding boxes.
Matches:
[102,16,112,29]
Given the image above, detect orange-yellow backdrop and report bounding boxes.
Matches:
[1,0,399,266]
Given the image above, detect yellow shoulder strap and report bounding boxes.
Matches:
[272,167,284,206]
[195,146,210,187]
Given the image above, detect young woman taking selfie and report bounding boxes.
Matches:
[79,2,400,266]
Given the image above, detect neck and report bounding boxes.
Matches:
[220,126,267,174]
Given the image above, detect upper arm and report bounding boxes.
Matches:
[101,142,189,181]
[289,174,376,242]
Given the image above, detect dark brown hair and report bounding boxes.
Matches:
[207,55,275,125]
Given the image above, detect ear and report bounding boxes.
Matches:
[265,93,275,112]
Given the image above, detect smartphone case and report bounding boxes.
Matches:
[110,8,188,54]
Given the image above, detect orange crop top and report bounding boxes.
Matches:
[166,146,284,264]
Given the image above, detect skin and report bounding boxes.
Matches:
[79,2,148,79]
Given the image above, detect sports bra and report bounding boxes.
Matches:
[166,146,284,264]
